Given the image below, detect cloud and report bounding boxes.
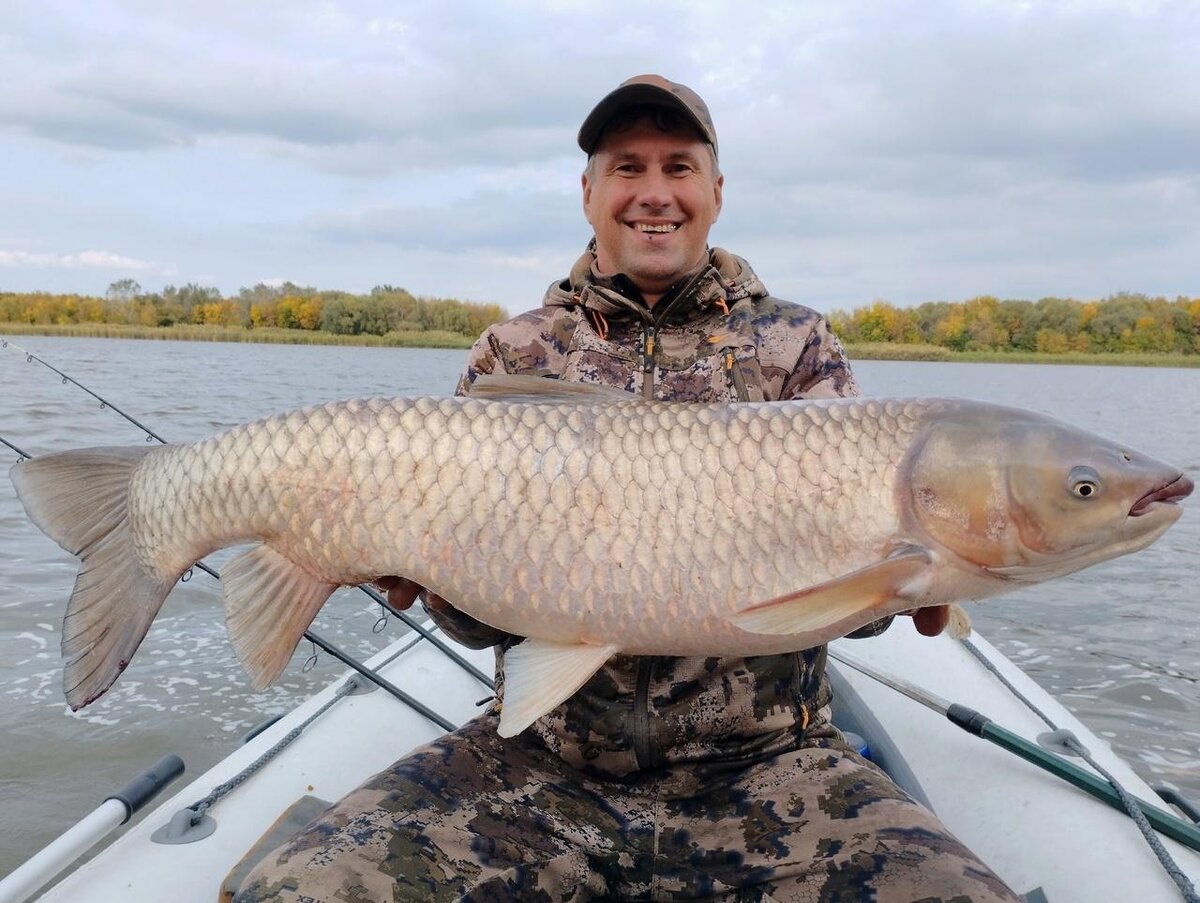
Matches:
[0,248,174,275]
[0,0,1196,305]
[2,1,1196,185]
[303,187,588,253]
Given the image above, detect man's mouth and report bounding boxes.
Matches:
[632,223,679,233]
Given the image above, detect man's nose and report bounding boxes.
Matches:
[635,171,673,209]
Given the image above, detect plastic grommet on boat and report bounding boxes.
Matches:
[151,806,217,845]
[344,676,378,697]
[1036,728,1084,757]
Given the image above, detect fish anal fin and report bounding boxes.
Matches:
[223,544,338,689]
[730,547,933,638]
[497,639,619,738]
[468,374,636,404]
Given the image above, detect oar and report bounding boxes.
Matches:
[0,755,184,903]
[828,648,1200,855]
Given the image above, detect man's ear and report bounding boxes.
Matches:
[581,171,594,225]
[713,173,724,221]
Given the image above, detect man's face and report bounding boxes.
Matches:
[582,115,723,303]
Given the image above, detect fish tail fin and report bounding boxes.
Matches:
[10,447,177,709]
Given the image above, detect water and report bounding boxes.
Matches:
[0,337,1197,874]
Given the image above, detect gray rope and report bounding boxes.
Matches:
[961,637,1199,903]
[185,678,359,819]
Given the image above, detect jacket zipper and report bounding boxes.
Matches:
[724,349,751,402]
[641,325,657,399]
[631,270,724,766]
[633,656,659,768]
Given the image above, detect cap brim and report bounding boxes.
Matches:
[578,83,713,155]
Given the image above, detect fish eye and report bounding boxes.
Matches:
[1068,465,1102,500]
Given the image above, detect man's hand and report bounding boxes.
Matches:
[372,576,449,612]
[901,605,950,637]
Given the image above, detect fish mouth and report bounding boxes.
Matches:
[1130,473,1194,516]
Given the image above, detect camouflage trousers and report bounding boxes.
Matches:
[234,713,1020,903]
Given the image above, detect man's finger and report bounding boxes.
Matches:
[381,576,422,610]
[912,605,950,637]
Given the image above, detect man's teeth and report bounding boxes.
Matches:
[635,223,678,232]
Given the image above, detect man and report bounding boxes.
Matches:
[236,75,1020,902]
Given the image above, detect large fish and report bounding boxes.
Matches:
[9,376,1192,737]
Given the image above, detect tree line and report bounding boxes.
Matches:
[4,282,1197,356]
[0,279,507,340]
[829,293,1200,355]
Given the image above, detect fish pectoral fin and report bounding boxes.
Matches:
[497,639,619,738]
[729,547,933,637]
[223,544,339,689]
[469,373,637,404]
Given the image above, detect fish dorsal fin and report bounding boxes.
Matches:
[468,374,637,404]
[497,638,620,737]
[729,546,933,638]
[223,543,339,689]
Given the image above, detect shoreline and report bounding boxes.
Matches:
[0,322,476,349]
[1,323,1197,367]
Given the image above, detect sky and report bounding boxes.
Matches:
[1,0,1197,315]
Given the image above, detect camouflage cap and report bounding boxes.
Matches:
[578,74,718,158]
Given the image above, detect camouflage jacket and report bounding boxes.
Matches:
[431,245,864,792]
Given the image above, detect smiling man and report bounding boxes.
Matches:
[582,105,723,305]
[235,75,1019,903]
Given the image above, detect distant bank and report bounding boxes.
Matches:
[1,323,1198,367]
[0,322,476,349]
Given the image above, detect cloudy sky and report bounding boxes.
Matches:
[1,0,1196,314]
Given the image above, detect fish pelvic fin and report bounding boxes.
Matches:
[730,547,933,638]
[10,447,175,710]
[223,544,338,689]
[947,602,973,639]
[497,639,619,738]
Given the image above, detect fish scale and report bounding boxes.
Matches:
[9,377,1190,734]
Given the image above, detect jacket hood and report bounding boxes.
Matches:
[542,245,768,322]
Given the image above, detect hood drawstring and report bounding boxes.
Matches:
[588,308,610,341]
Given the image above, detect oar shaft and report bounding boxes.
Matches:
[951,708,1200,854]
[0,754,183,903]
[830,648,1200,854]
[0,800,127,903]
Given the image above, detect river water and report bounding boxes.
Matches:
[0,336,1197,875]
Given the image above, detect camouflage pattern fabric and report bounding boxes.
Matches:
[234,714,1019,902]
[234,246,1021,902]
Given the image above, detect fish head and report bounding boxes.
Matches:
[905,403,1192,585]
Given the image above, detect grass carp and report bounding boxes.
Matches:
[9,375,1192,737]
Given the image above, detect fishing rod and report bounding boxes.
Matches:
[828,646,1200,901]
[0,434,31,461]
[1,337,167,443]
[0,336,493,697]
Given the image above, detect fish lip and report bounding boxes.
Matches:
[1129,473,1194,516]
